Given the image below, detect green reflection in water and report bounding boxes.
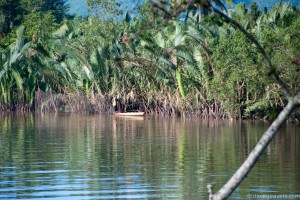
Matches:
[0,113,299,199]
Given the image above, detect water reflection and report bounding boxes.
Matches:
[0,113,299,199]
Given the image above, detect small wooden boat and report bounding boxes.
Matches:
[113,112,145,116]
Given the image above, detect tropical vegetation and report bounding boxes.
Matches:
[0,0,299,120]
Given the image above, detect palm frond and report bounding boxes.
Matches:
[176,68,186,99]
[174,31,186,46]
[11,69,23,92]
[188,25,205,43]
[52,24,69,38]
[174,49,195,64]
[83,65,93,81]
[158,57,176,69]
[154,32,165,48]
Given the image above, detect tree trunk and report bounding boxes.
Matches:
[211,94,300,200]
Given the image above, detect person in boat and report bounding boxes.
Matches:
[113,96,123,112]
[112,96,118,112]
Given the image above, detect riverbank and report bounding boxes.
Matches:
[1,90,298,122]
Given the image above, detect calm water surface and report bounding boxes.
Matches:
[0,114,299,199]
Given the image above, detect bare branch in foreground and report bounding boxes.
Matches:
[150,2,299,199]
[211,93,300,200]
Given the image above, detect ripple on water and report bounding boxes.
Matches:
[0,168,179,199]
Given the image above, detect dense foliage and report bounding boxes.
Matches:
[0,1,299,119]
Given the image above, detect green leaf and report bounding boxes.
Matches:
[11,69,23,92]
[193,48,203,66]
[52,24,69,37]
[91,49,100,65]
[188,26,201,42]
[0,49,3,70]
[60,62,74,81]
[83,65,93,81]
[193,48,205,78]
[176,68,186,99]
[158,57,175,69]
[40,82,49,92]
[26,74,36,90]
[16,25,25,42]
[154,32,165,48]
[174,32,186,47]
[174,49,194,64]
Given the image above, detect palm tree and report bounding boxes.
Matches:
[0,25,33,110]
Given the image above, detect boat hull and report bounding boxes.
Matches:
[113,112,145,116]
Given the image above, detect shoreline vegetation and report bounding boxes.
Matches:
[0,1,299,121]
[1,90,298,122]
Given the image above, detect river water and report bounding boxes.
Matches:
[0,113,299,199]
